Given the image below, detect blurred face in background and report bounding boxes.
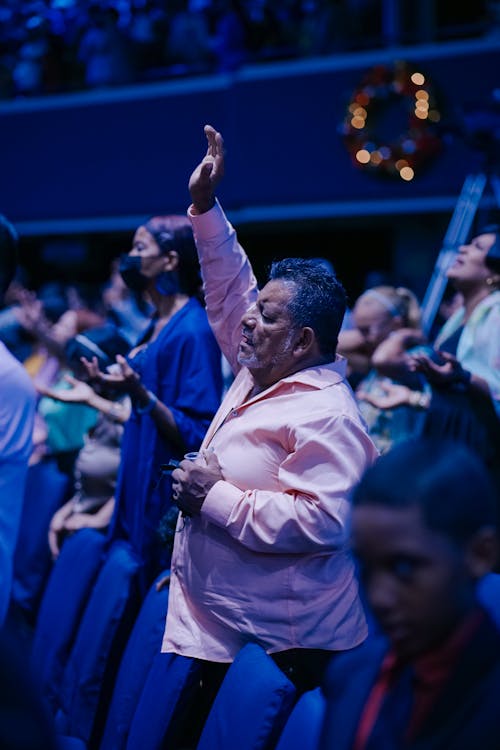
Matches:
[447,231,497,292]
[352,296,401,352]
[51,310,79,344]
[352,503,477,661]
[51,309,105,345]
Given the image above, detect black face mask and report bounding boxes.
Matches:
[118,255,149,292]
[119,253,182,297]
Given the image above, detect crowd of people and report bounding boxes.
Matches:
[0,123,499,748]
[0,0,494,99]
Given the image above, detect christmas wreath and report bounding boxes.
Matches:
[341,61,443,181]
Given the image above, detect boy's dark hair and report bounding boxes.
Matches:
[352,438,497,544]
[269,257,346,358]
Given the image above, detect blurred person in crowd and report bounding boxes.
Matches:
[17,296,107,475]
[320,437,500,750]
[35,324,133,559]
[12,15,52,97]
[161,125,377,745]
[165,0,214,75]
[297,0,349,56]
[128,0,168,78]
[0,215,36,626]
[211,0,250,72]
[82,213,223,591]
[0,278,70,364]
[102,256,152,346]
[8,323,132,628]
[358,225,500,495]
[0,278,38,363]
[45,384,126,560]
[343,285,428,453]
[15,283,105,383]
[77,4,133,89]
[337,284,425,388]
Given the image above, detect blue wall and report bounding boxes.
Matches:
[1,38,498,235]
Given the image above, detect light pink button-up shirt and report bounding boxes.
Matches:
[162,201,378,661]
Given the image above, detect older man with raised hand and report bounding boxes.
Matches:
[0,215,36,626]
[162,125,378,712]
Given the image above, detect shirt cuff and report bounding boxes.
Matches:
[188,199,229,240]
[201,479,243,527]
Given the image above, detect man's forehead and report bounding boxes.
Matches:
[258,278,295,304]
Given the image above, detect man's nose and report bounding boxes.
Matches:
[241,305,257,329]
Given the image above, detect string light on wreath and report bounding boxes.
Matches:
[341,61,444,181]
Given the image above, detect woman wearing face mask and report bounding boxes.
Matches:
[84,215,223,588]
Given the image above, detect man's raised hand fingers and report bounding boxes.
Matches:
[204,124,218,156]
[204,125,225,165]
[200,161,214,180]
[214,129,224,157]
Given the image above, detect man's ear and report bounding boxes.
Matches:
[162,250,179,272]
[465,526,499,579]
[293,326,316,357]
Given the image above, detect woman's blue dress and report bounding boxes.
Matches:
[108,297,222,588]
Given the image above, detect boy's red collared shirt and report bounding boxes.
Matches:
[354,609,485,750]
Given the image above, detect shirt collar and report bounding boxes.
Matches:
[259,355,347,394]
[412,609,485,687]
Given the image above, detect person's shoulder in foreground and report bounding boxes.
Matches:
[320,436,500,750]
[0,624,60,749]
[0,213,36,462]
[0,214,36,626]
